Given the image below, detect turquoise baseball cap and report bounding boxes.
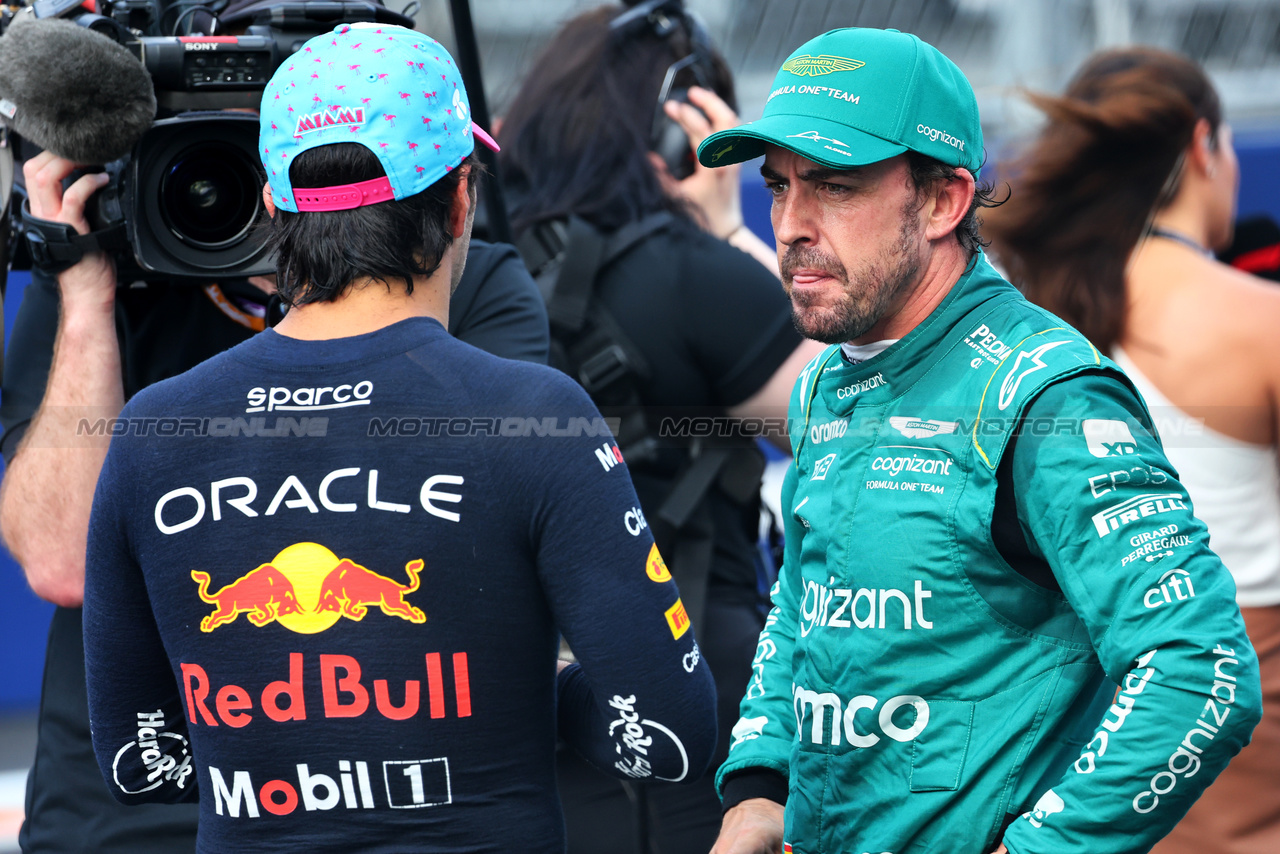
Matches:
[697,27,981,175]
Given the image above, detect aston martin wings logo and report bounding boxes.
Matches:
[889,417,959,439]
[781,55,865,77]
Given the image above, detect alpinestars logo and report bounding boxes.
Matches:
[781,54,865,76]
[889,417,958,439]
[998,341,1069,410]
[294,107,365,137]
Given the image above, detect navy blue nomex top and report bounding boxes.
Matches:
[82,317,717,853]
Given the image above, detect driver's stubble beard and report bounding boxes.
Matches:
[782,195,922,344]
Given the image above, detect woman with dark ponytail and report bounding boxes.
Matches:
[986,48,1280,854]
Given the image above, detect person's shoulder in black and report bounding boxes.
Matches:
[450,238,549,364]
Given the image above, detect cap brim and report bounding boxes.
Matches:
[697,113,906,170]
[473,124,500,153]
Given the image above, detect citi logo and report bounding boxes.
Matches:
[793,687,929,748]
[1144,568,1195,609]
[294,106,366,137]
[246,383,372,413]
[1092,493,1188,537]
[595,443,624,471]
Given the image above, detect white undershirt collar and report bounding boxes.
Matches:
[841,339,899,364]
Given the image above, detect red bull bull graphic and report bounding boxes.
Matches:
[191,565,304,631]
[317,558,425,623]
[191,543,425,633]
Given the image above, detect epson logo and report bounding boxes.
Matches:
[247,383,373,413]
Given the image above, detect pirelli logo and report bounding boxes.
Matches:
[781,54,865,77]
[1091,493,1188,537]
[665,599,691,639]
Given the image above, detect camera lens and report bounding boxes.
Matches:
[160,142,261,249]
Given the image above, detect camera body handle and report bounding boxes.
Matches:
[21,199,126,273]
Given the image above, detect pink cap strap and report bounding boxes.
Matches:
[293,176,395,212]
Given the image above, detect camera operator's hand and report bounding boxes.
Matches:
[23,150,117,305]
[654,86,743,240]
[653,87,780,278]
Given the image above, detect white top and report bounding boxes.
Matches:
[841,339,898,364]
[1114,347,1280,607]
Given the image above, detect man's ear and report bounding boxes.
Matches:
[449,167,473,238]
[924,167,976,243]
[262,182,277,219]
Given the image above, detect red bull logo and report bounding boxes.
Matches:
[191,543,425,633]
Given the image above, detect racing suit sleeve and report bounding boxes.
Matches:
[515,371,718,784]
[1000,371,1261,854]
[82,433,199,804]
[714,461,803,801]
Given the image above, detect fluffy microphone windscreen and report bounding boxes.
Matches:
[0,17,156,163]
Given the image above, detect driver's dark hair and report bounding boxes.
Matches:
[266,143,476,306]
[905,151,1002,257]
[498,4,735,234]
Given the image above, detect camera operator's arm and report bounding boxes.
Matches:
[0,152,121,606]
[657,86,779,277]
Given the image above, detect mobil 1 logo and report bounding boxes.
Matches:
[384,757,451,809]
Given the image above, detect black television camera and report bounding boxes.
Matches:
[5,0,415,281]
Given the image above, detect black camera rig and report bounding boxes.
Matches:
[5,0,415,280]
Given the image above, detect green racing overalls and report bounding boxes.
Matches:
[719,254,1262,854]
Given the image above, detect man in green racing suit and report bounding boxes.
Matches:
[697,26,1262,854]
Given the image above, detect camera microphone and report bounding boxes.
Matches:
[0,16,156,163]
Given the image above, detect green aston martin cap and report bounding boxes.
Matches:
[697,27,982,175]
